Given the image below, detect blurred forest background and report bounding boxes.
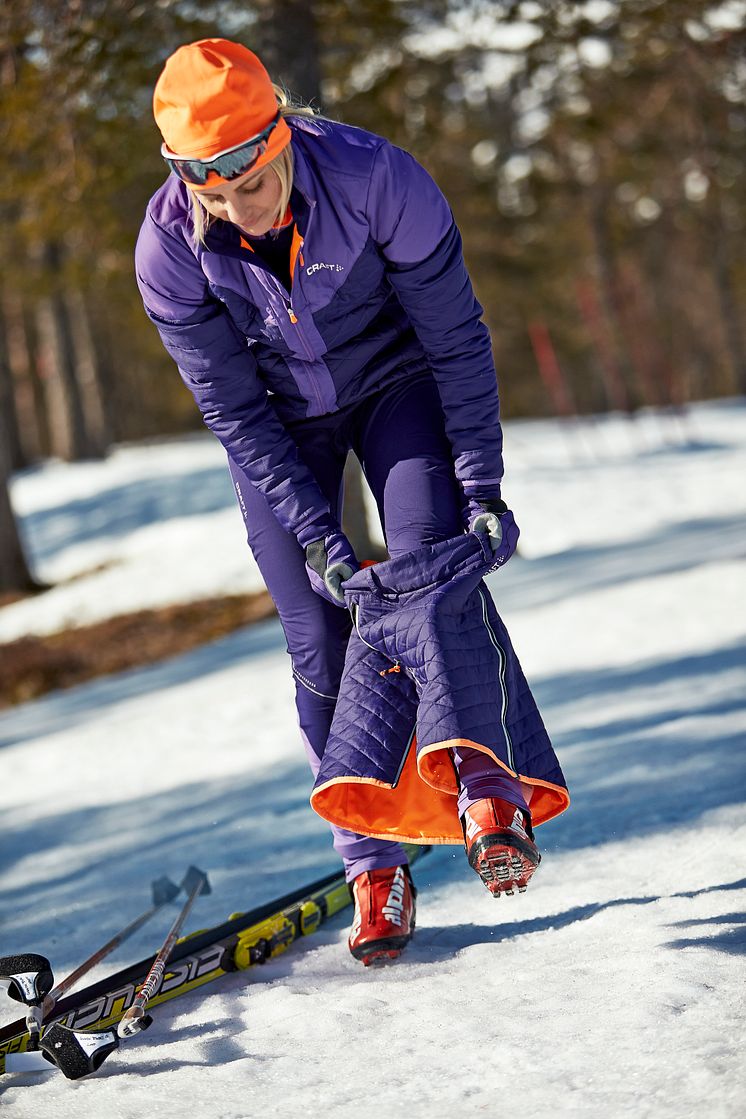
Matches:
[1,0,745,592]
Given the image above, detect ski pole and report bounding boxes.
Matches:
[117,865,210,1040]
[0,875,181,1048]
[36,867,210,1080]
[33,874,182,1041]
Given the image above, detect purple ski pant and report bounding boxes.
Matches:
[228,371,527,881]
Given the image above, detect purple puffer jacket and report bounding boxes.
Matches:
[135,116,504,549]
[310,532,569,844]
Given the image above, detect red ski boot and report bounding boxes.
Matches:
[348,865,416,966]
[462,798,541,896]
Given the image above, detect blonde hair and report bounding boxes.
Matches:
[189,84,319,247]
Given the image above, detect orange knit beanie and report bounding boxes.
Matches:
[153,39,291,188]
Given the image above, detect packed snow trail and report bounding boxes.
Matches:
[1,402,744,1117]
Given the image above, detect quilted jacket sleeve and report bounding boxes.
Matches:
[135,211,337,547]
[366,141,504,499]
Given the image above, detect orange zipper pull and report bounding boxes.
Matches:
[379,663,401,676]
[288,308,298,324]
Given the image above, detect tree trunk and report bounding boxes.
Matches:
[0,302,25,470]
[67,289,112,456]
[253,0,323,102]
[342,454,387,561]
[0,423,38,594]
[683,43,746,396]
[2,291,47,462]
[35,242,99,461]
[710,236,746,396]
[575,277,630,414]
[585,186,640,408]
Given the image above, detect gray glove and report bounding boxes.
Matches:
[469,498,520,567]
[305,534,358,606]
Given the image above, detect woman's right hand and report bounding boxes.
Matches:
[305,532,359,607]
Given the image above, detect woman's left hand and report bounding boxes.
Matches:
[469,498,520,568]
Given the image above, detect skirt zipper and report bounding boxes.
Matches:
[351,604,401,677]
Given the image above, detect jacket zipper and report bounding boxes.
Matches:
[285,197,324,407]
[391,726,416,789]
[477,587,514,769]
[285,302,315,360]
[239,203,326,415]
[287,303,324,415]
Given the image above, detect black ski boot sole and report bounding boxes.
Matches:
[468,831,541,897]
[349,930,414,967]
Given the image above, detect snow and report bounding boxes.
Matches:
[1,434,266,641]
[1,400,745,1117]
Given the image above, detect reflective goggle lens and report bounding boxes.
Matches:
[163,114,279,186]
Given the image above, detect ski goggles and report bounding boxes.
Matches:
[161,112,281,186]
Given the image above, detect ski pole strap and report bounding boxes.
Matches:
[39,1022,119,1080]
[0,954,54,1007]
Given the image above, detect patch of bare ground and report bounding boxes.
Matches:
[0,591,276,709]
[0,562,116,608]
[0,582,50,609]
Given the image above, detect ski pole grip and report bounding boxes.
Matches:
[0,953,54,1006]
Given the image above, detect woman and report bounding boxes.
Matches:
[136,39,569,967]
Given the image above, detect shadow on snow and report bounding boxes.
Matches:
[0,628,743,964]
[411,880,746,960]
[18,462,235,565]
[489,512,745,612]
[0,620,287,750]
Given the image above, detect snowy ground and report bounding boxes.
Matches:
[1,400,745,1117]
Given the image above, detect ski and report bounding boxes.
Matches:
[0,846,430,1076]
